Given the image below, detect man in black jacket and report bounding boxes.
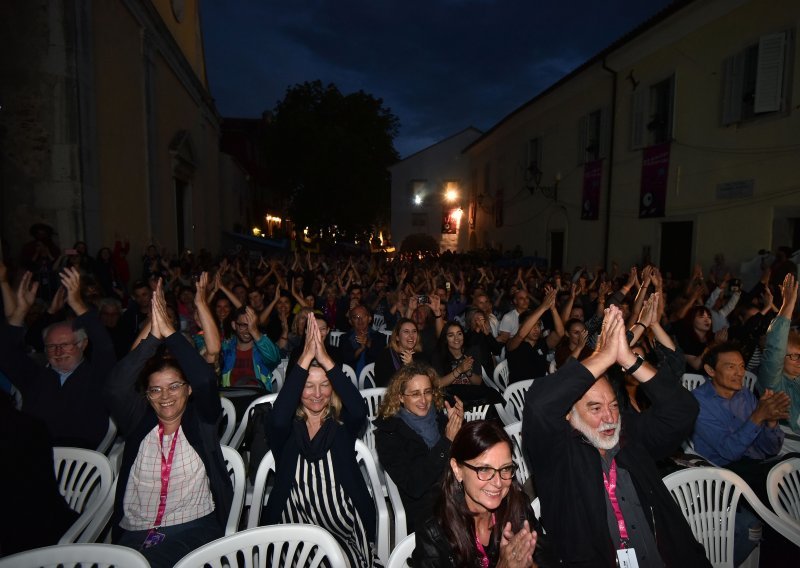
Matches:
[523,305,711,567]
[0,267,117,449]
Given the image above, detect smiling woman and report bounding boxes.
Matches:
[104,278,232,568]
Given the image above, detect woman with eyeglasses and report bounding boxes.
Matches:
[104,279,232,568]
[374,362,463,532]
[413,420,551,568]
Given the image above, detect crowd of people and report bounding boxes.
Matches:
[1,226,799,566]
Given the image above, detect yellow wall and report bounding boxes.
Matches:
[151,0,208,87]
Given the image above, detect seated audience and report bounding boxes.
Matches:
[340,304,387,377]
[507,287,563,383]
[219,306,280,390]
[374,317,428,388]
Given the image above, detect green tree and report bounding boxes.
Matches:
[265,81,400,238]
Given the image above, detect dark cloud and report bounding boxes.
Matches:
[202,0,674,157]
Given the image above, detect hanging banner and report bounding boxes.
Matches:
[441,208,459,234]
[581,159,603,220]
[495,188,504,228]
[639,142,670,218]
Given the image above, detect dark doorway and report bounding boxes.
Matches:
[660,221,693,279]
[550,231,564,271]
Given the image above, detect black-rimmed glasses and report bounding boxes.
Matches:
[460,461,517,481]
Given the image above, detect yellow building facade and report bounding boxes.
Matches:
[464,0,800,277]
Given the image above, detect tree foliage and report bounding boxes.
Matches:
[264,81,400,237]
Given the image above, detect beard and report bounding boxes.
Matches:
[569,407,621,450]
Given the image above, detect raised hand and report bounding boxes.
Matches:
[194,272,209,306]
[14,272,40,316]
[498,520,538,568]
[151,278,175,338]
[59,267,88,316]
[443,396,464,441]
[48,286,67,315]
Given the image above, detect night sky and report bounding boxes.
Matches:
[202,0,675,158]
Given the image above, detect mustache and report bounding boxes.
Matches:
[598,421,619,433]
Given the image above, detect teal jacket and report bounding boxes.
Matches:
[220,334,280,390]
[758,316,800,433]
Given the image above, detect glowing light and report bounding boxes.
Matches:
[453,208,463,221]
[252,227,262,236]
[413,195,423,206]
[444,189,458,202]
[265,215,282,224]
[303,227,309,236]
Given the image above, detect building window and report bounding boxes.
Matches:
[722,31,792,125]
[527,137,542,171]
[577,108,608,164]
[631,74,675,149]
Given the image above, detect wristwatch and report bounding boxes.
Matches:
[622,354,645,375]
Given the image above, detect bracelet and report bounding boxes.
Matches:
[622,354,645,375]
[633,322,647,331]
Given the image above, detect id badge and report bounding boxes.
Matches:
[142,529,166,549]
[616,548,639,568]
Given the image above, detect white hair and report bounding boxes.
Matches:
[568,404,621,451]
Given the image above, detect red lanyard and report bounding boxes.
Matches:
[602,458,630,548]
[152,423,179,529]
[474,513,495,568]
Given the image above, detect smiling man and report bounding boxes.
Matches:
[523,305,709,567]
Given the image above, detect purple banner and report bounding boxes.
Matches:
[639,143,670,218]
[581,160,603,220]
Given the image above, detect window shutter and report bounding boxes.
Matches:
[599,105,611,158]
[630,89,646,150]
[577,115,588,165]
[754,32,786,113]
[721,52,744,125]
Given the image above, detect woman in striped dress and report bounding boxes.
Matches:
[262,314,381,567]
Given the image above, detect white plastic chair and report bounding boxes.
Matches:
[502,379,533,424]
[743,370,757,392]
[359,387,386,457]
[328,330,344,347]
[385,471,407,546]
[173,524,348,568]
[504,421,531,486]
[681,373,706,391]
[493,359,510,393]
[53,447,115,544]
[218,397,236,446]
[463,404,490,422]
[221,445,245,535]
[0,543,149,568]
[77,477,117,544]
[481,365,502,392]
[663,467,800,566]
[246,450,276,528]
[95,417,117,455]
[342,363,359,389]
[372,313,386,331]
[386,533,416,568]
[355,439,391,565]
[229,393,279,450]
[271,366,284,393]
[767,457,800,527]
[531,496,541,519]
[359,362,377,389]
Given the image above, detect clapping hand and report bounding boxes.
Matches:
[443,395,464,441]
[150,278,175,339]
[498,520,538,568]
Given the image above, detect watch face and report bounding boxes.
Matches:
[171,0,185,22]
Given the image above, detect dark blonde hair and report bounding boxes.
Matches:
[378,362,443,419]
[389,317,422,354]
[294,361,343,423]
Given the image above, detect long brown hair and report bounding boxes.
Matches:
[389,317,422,354]
[434,420,531,566]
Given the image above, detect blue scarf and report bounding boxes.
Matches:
[399,406,441,449]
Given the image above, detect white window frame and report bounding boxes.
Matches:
[630,74,675,150]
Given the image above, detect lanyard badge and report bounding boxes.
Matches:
[141,423,179,550]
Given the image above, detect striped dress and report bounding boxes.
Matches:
[281,449,381,567]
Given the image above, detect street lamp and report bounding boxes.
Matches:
[525,163,561,201]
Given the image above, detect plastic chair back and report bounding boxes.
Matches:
[386,533,416,568]
[95,417,117,455]
[355,439,391,564]
[271,366,284,393]
[328,330,344,347]
[218,397,236,446]
[229,393,279,450]
[663,467,800,566]
[681,373,706,391]
[220,445,245,535]
[767,457,800,526]
[246,451,276,528]
[372,313,386,331]
[173,524,348,568]
[503,379,533,423]
[0,543,149,568]
[341,363,359,389]
[504,421,531,485]
[743,371,757,393]
[359,362,377,389]
[463,404,490,422]
[53,447,115,544]
[359,387,386,455]
[385,471,407,546]
[493,360,510,393]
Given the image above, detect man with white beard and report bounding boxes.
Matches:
[522,305,711,567]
